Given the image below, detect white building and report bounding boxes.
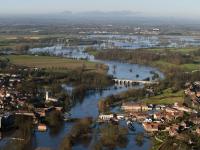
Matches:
[99,114,114,121]
[45,91,58,103]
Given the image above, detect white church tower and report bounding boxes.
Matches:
[45,91,58,103]
[45,91,49,101]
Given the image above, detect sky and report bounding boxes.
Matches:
[0,0,199,18]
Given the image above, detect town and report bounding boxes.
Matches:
[0,65,67,136]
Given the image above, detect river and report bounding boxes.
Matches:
[29,46,163,150]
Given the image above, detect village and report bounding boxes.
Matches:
[98,81,200,144]
[0,70,65,136]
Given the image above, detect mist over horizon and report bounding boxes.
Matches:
[0,11,200,27]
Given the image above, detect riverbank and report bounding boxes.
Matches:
[94,47,200,72]
[91,47,200,150]
[93,48,200,103]
[26,47,160,150]
[0,54,115,150]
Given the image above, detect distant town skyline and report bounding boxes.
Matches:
[0,0,200,18]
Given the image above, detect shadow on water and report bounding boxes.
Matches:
[48,122,65,137]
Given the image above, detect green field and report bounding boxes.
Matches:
[4,55,107,73]
[148,47,200,54]
[0,34,65,40]
[143,88,184,105]
[145,48,200,71]
[151,59,200,72]
[0,34,66,49]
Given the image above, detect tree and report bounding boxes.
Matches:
[46,110,63,127]
[15,45,30,54]
[98,100,108,113]
[100,124,128,149]
[135,132,144,147]
[60,136,72,150]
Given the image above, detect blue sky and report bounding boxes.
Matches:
[0,0,199,17]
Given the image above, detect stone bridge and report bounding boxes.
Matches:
[113,79,159,85]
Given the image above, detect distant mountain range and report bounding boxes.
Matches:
[0,11,200,27]
[60,11,142,17]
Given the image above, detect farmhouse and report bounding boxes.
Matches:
[142,122,160,132]
[173,103,192,113]
[45,91,58,103]
[99,114,114,121]
[121,102,150,112]
[168,124,179,137]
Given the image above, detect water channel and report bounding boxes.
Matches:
[29,46,163,150]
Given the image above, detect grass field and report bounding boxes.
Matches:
[0,34,66,40]
[145,47,200,71]
[0,34,66,49]
[148,47,200,54]
[143,88,184,105]
[4,55,107,73]
[151,60,200,72]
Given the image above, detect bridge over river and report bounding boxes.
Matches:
[113,79,159,85]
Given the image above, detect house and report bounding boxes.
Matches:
[153,28,160,31]
[189,117,200,125]
[134,113,149,122]
[45,91,58,103]
[173,103,192,113]
[0,112,15,131]
[142,122,160,132]
[116,114,125,120]
[35,108,46,117]
[38,124,47,132]
[168,124,179,137]
[153,112,164,120]
[194,81,200,89]
[196,126,200,136]
[165,107,179,113]
[99,114,114,121]
[185,81,200,105]
[55,107,63,112]
[121,103,150,112]
[155,105,166,110]
[196,92,200,98]
[0,89,6,98]
[166,111,183,121]
[173,111,184,119]
[165,112,175,121]
[154,110,183,122]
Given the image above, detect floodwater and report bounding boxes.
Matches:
[3,34,197,149]
[29,46,163,150]
[30,35,200,52]
[87,35,200,49]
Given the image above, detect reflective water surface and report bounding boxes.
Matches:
[30,46,163,150]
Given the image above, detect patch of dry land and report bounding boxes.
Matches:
[5,55,107,73]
